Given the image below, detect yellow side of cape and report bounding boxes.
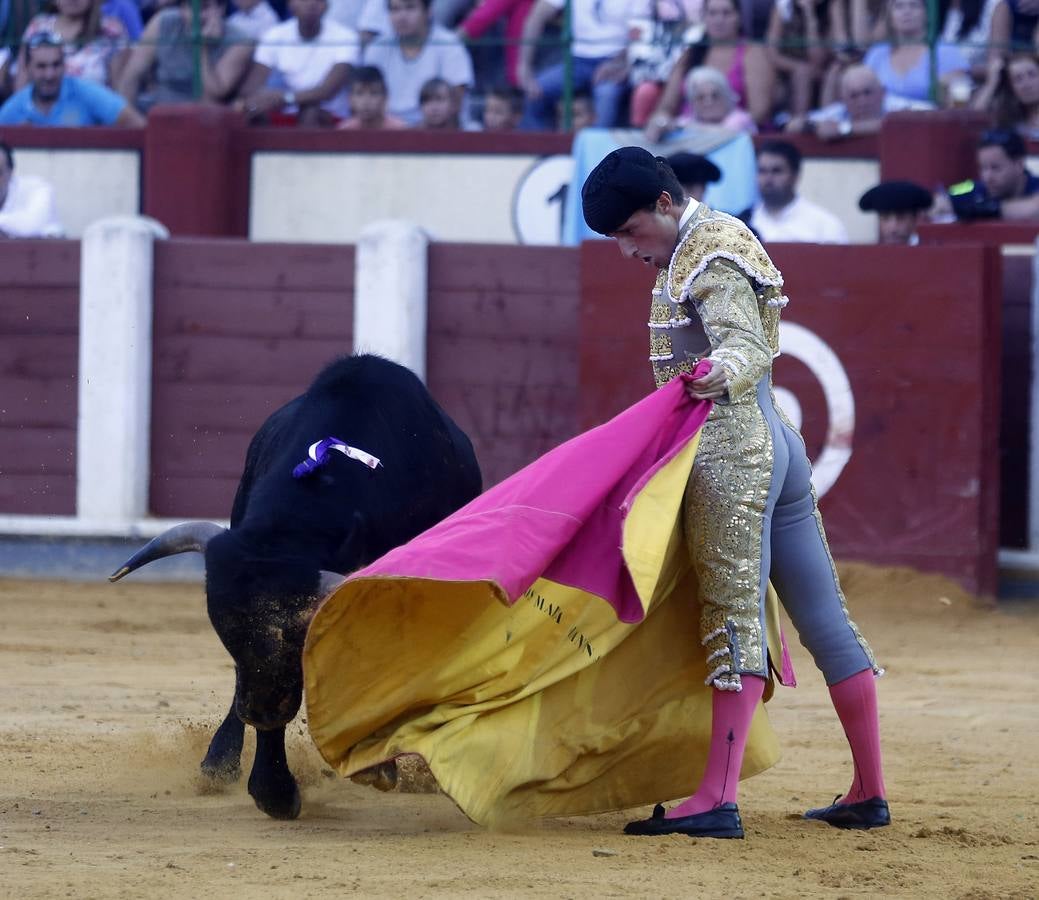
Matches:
[304,430,783,826]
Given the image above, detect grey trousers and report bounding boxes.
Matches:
[755,379,876,685]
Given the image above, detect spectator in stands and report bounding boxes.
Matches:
[987,0,1039,61]
[556,87,595,131]
[363,0,474,126]
[862,0,969,105]
[0,140,63,237]
[851,0,997,62]
[481,82,522,130]
[765,0,850,118]
[517,0,649,131]
[937,0,999,74]
[238,0,358,124]
[742,139,849,241]
[858,179,932,243]
[227,0,280,40]
[416,74,459,127]
[116,0,254,112]
[973,51,1039,138]
[681,65,757,132]
[666,149,721,200]
[355,0,392,41]
[16,0,129,89]
[946,128,1039,219]
[788,63,931,136]
[337,63,407,127]
[102,0,142,41]
[457,0,531,87]
[740,0,777,39]
[0,49,11,103]
[0,33,144,125]
[641,0,774,139]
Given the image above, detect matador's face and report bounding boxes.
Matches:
[607,194,681,270]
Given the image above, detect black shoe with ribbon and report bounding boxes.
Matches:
[624,802,744,839]
[804,796,890,830]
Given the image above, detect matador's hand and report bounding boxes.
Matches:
[685,362,728,400]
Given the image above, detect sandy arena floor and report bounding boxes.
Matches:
[1,563,1037,899]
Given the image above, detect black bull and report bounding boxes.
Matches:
[110,355,482,819]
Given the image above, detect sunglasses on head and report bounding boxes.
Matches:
[26,31,64,50]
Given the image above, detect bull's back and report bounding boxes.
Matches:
[232,355,481,563]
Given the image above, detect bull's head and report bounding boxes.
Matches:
[109,523,345,730]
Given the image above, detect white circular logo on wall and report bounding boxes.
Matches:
[774,321,855,498]
[512,155,576,246]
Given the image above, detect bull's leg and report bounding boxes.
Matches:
[248,726,301,820]
[200,701,245,783]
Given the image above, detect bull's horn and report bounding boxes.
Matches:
[317,570,347,599]
[108,522,226,582]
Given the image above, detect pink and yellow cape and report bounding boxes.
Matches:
[303,372,793,826]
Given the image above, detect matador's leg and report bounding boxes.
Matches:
[768,421,888,824]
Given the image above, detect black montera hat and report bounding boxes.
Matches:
[582,146,667,235]
[858,180,933,213]
[666,152,721,187]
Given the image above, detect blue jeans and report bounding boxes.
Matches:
[521,55,628,131]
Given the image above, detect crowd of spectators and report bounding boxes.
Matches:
[1,0,1039,133]
[4,0,1039,236]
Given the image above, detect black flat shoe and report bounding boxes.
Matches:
[624,802,744,839]
[804,796,891,830]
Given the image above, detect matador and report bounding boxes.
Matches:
[581,146,890,839]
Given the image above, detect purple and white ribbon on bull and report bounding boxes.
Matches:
[292,437,382,479]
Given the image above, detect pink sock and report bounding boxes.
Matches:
[665,675,766,819]
[829,668,886,803]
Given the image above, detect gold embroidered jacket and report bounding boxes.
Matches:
[649,203,789,687]
[649,204,787,394]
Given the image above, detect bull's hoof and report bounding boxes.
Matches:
[248,773,302,820]
[200,757,241,784]
[351,761,398,792]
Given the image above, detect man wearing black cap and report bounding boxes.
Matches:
[582,147,888,840]
[666,152,721,203]
[857,180,933,245]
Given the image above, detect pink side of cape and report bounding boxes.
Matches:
[358,368,711,623]
[351,365,795,683]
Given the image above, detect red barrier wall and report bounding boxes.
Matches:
[879,110,989,188]
[919,223,1037,550]
[0,231,1007,595]
[426,245,581,487]
[149,240,355,518]
[1000,253,1032,549]
[0,240,80,515]
[578,240,1002,596]
[147,241,580,516]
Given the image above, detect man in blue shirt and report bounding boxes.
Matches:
[948,128,1039,220]
[0,33,144,127]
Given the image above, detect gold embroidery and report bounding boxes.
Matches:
[649,331,673,360]
[649,302,673,326]
[668,213,783,297]
[684,409,773,676]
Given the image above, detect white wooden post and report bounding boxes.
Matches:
[76,215,168,528]
[354,220,428,380]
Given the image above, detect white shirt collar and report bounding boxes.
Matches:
[678,198,699,231]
